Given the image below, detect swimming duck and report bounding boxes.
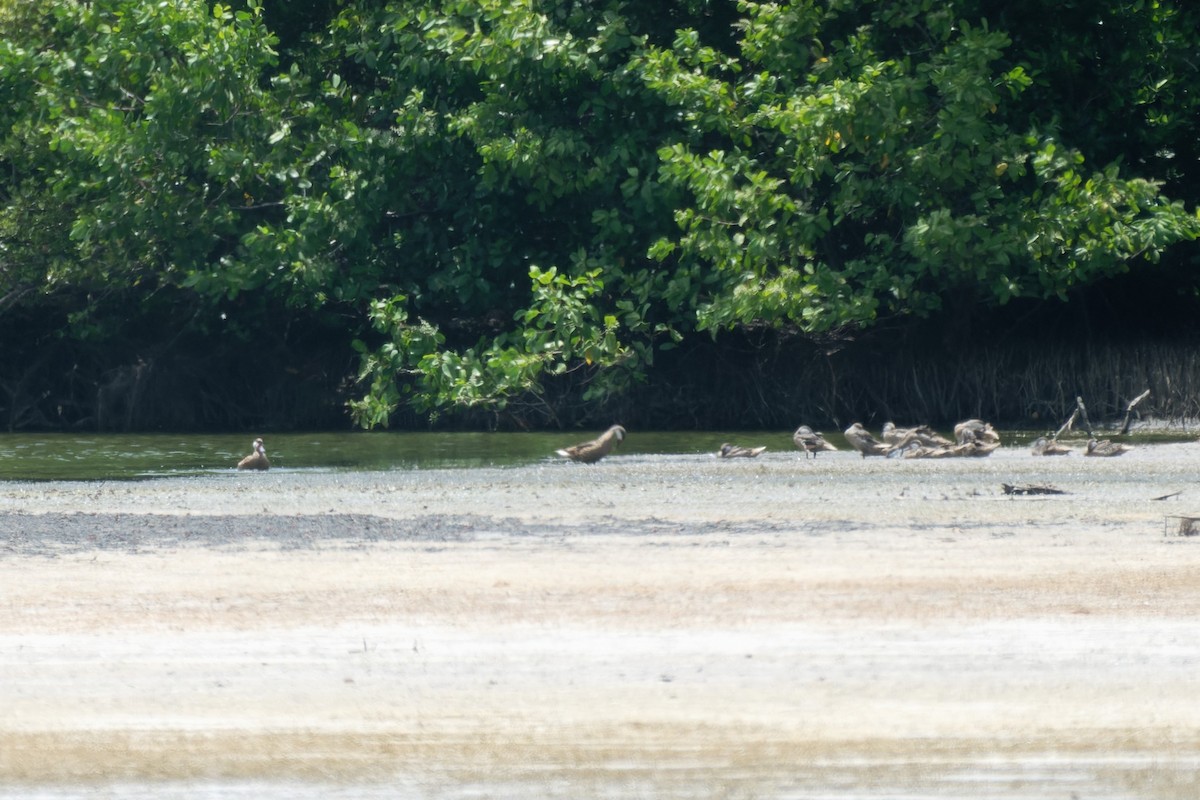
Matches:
[1085,438,1132,457]
[718,443,767,458]
[882,422,952,447]
[792,425,838,458]
[843,422,891,458]
[1031,436,1072,456]
[954,419,1001,445]
[556,425,627,463]
[236,438,270,471]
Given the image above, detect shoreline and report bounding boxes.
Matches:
[4,445,1200,797]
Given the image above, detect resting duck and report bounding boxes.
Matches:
[953,440,1001,457]
[882,422,952,447]
[718,443,767,458]
[1031,436,1072,456]
[556,425,626,463]
[1085,438,1132,457]
[236,437,270,471]
[886,438,932,459]
[954,419,1001,445]
[843,422,891,458]
[896,439,999,459]
[792,425,837,458]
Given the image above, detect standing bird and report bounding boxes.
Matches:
[556,425,627,464]
[718,443,767,458]
[843,423,891,458]
[1085,438,1132,457]
[236,437,270,471]
[954,419,1001,446]
[1031,436,1073,456]
[793,425,838,458]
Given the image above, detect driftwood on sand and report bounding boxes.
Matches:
[1002,483,1067,496]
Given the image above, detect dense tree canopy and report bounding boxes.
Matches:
[1,0,1197,430]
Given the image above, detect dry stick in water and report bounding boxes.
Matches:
[1119,389,1151,436]
[1053,390,1148,441]
[1053,408,1080,440]
[1050,394,1097,441]
[1073,396,1095,438]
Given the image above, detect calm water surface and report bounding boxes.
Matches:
[0,430,796,481]
[0,427,1189,481]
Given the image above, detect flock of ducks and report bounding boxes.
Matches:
[235,419,1133,470]
[842,419,1002,459]
[550,420,1134,464]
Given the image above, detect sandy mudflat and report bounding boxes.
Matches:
[3,442,1200,798]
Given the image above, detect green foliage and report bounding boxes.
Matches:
[18,2,280,280]
[644,2,1200,336]
[319,0,685,425]
[2,0,1198,428]
[348,261,635,426]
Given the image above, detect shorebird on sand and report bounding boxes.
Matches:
[954,419,1001,446]
[556,425,627,463]
[793,425,838,459]
[843,423,891,458]
[882,422,952,447]
[1031,436,1073,456]
[718,443,767,458]
[1085,438,1132,457]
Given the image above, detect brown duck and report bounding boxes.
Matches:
[1085,438,1132,457]
[882,422,952,447]
[793,425,837,458]
[843,423,891,458]
[954,419,1001,446]
[718,443,767,458]
[1031,436,1072,456]
[893,438,1000,459]
[556,425,626,463]
[952,440,1000,457]
[236,437,270,471]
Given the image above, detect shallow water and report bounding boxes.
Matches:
[0,430,746,480]
[0,427,1192,481]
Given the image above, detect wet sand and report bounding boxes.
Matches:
[3,442,1200,797]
